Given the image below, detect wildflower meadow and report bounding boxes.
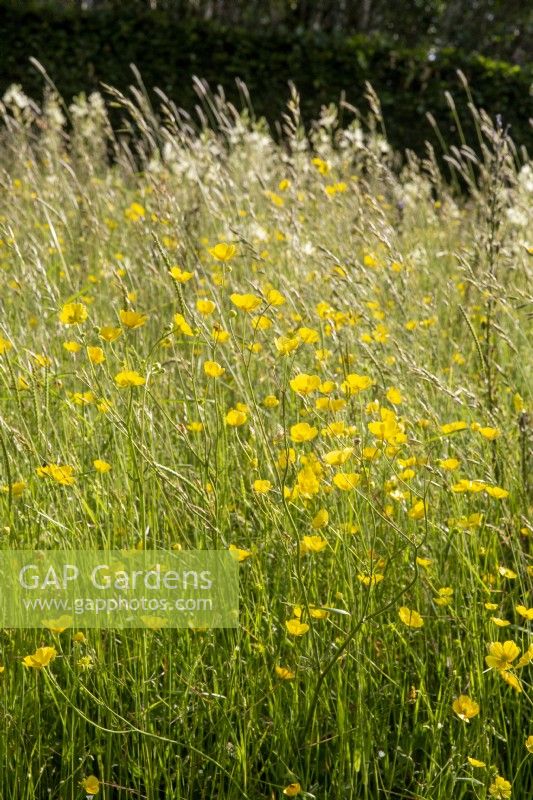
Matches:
[0,78,531,799]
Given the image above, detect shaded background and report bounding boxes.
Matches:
[1,0,532,155]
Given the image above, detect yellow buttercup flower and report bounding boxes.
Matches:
[124,201,145,221]
[70,391,95,406]
[452,695,480,722]
[275,666,295,680]
[491,617,511,627]
[99,325,122,342]
[451,479,486,493]
[398,606,424,628]
[80,775,100,795]
[283,783,301,797]
[453,512,483,529]
[212,327,230,343]
[516,605,533,621]
[169,266,194,282]
[253,479,272,494]
[87,346,105,365]
[0,335,13,355]
[368,409,406,444]
[1,480,26,497]
[312,156,330,174]
[275,335,300,355]
[386,387,403,405]
[114,370,145,388]
[500,671,522,692]
[362,446,380,461]
[252,315,272,331]
[485,640,520,670]
[290,373,321,395]
[229,544,252,562]
[513,393,525,413]
[204,360,225,378]
[263,395,279,408]
[196,299,216,316]
[295,466,319,498]
[265,190,284,207]
[358,573,384,586]
[324,448,353,466]
[341,373,374,394]
[408,500,426,520]
[311,508,329,529]
[297,327,319,344]
[488,776,512,799]
[266,288,285,306]
[225,408,247,427]
[41,615,73,633]
[93,459,111,473]
[498,566,516,579]
[300,535,327,554]
[285,618,309,636]
[439,457,460,470]
[22,646,57,669]
[277,448,296,470]
[119,309,148,329]
[230,293,262,312]
[290,422,317,443]
[440,420,467,434]
[174,313,194,336]
[485,485,509,499]
[33,353,52,368]
[435,587,453,606]
[332,472,360,491]
[187,421,204,433]
[479,426,500,440]
[36,464,76,486]
[63,340,82,353]
[59,302,88,325]
[208,242,236,262]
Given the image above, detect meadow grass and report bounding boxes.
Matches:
[0,79,531,799]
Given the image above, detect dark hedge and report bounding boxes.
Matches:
[1,2,532,156]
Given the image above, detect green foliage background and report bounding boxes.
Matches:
[1,1,532,156]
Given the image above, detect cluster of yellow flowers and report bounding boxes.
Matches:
[0,111,531,799]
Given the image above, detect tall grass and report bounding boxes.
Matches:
[0,74,531,799]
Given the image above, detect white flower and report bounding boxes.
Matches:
[517,164,533,193]
[506,207,528,227]
[2,84,30,110]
